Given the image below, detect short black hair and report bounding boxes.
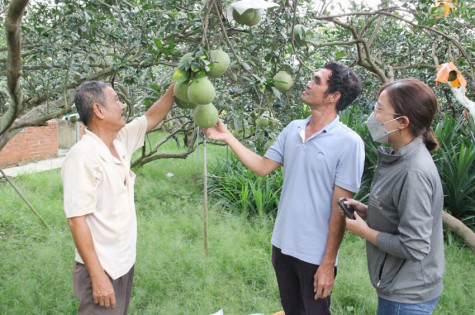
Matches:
[323,62,362,111]
[73,81,109,126]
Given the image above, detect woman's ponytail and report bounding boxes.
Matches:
[423,128,439,152]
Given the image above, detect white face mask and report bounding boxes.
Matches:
[365,112,401,143]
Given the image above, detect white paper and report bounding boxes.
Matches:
[210,309,223,315]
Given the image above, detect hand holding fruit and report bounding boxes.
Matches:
[203,119,232,143]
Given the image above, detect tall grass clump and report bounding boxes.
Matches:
[208,155,283,217]
[433,115,475,228]
[210,104,475,229]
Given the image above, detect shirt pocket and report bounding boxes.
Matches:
[378,255,424,293]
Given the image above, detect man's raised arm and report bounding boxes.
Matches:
[144,83,176,132]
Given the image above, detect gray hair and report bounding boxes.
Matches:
[73,81,110,126]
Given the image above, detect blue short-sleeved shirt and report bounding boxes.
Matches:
[265,115,365,265]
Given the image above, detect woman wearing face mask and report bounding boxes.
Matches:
[344,79,444,315]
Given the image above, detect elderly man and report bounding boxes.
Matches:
[204,62,365,314]
[61,81,175,314]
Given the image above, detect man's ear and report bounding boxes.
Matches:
[330,91,341,104]
[92,103,105,120]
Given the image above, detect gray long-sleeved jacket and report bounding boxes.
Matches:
[366,137,444,303]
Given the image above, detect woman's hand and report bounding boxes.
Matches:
[344,198,368,219]
[345,212,369,238]
[345,211,380,245]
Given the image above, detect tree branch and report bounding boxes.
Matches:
[0,0,29,136]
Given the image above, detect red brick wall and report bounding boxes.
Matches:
[0,121,58,168]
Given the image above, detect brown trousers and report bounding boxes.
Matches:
[73,261,135,315]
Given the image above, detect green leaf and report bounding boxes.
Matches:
[154,38,163,49]
[241,62,251,71]
[150,84,161,91]
[271,87,281,99]
[193,70,206,79]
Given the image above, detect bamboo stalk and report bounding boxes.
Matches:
[0,168,50,230]
[203,134,209,254]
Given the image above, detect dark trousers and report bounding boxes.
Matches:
[73,261,135,315]
[272,246,337,315]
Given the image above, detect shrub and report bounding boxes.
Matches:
[209,155,283,217]
[433,115,475,227]
[210,105,475,228]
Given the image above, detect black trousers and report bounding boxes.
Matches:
[272,246,337,315]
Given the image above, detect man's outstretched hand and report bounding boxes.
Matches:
[203,119,232,143]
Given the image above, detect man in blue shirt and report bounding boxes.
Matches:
[204,62,364,314]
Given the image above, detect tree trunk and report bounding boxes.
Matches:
[443,211,475,255]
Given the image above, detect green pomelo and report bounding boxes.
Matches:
[233,8,258,26]
[269,118,279,129]
[294,24,307,46]
[175,98,196,109]
[273,71,294,92]
[206,49,231,78]
[294,24,306,40]
[187,77,216,105]
[174,81,190,102]
[193,103,219,128]
[246,9,262,26]
[448,70,457,81]
[257,115,270,128]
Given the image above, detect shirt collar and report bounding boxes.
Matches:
[378,137,424,163]
[298,115,340,133]
[84,129,124,163]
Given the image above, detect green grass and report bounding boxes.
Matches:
[0,143,474,314]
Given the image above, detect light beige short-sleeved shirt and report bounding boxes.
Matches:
[61,116,147,279]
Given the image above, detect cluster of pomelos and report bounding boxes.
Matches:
[173,49,231,128]
[173,6,299,129]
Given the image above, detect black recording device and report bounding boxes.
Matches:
[338,198,356,220]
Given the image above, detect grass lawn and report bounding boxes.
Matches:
[0,141,474,314]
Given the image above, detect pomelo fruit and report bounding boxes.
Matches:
[174,81,191,102]
[193,103,219,128]
[206,49,231,78]
[294,24,307,46]
[273,71,293,92]
[246,9,262,26]
[233,8,261,26]
[257,114,270,128]
[187,77,216,105]
[175,98,196,109]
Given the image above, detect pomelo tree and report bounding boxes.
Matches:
[1,0,474,250]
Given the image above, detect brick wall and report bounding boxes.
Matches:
[0,120,58,168]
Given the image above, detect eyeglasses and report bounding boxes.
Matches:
[373,102,402,117]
